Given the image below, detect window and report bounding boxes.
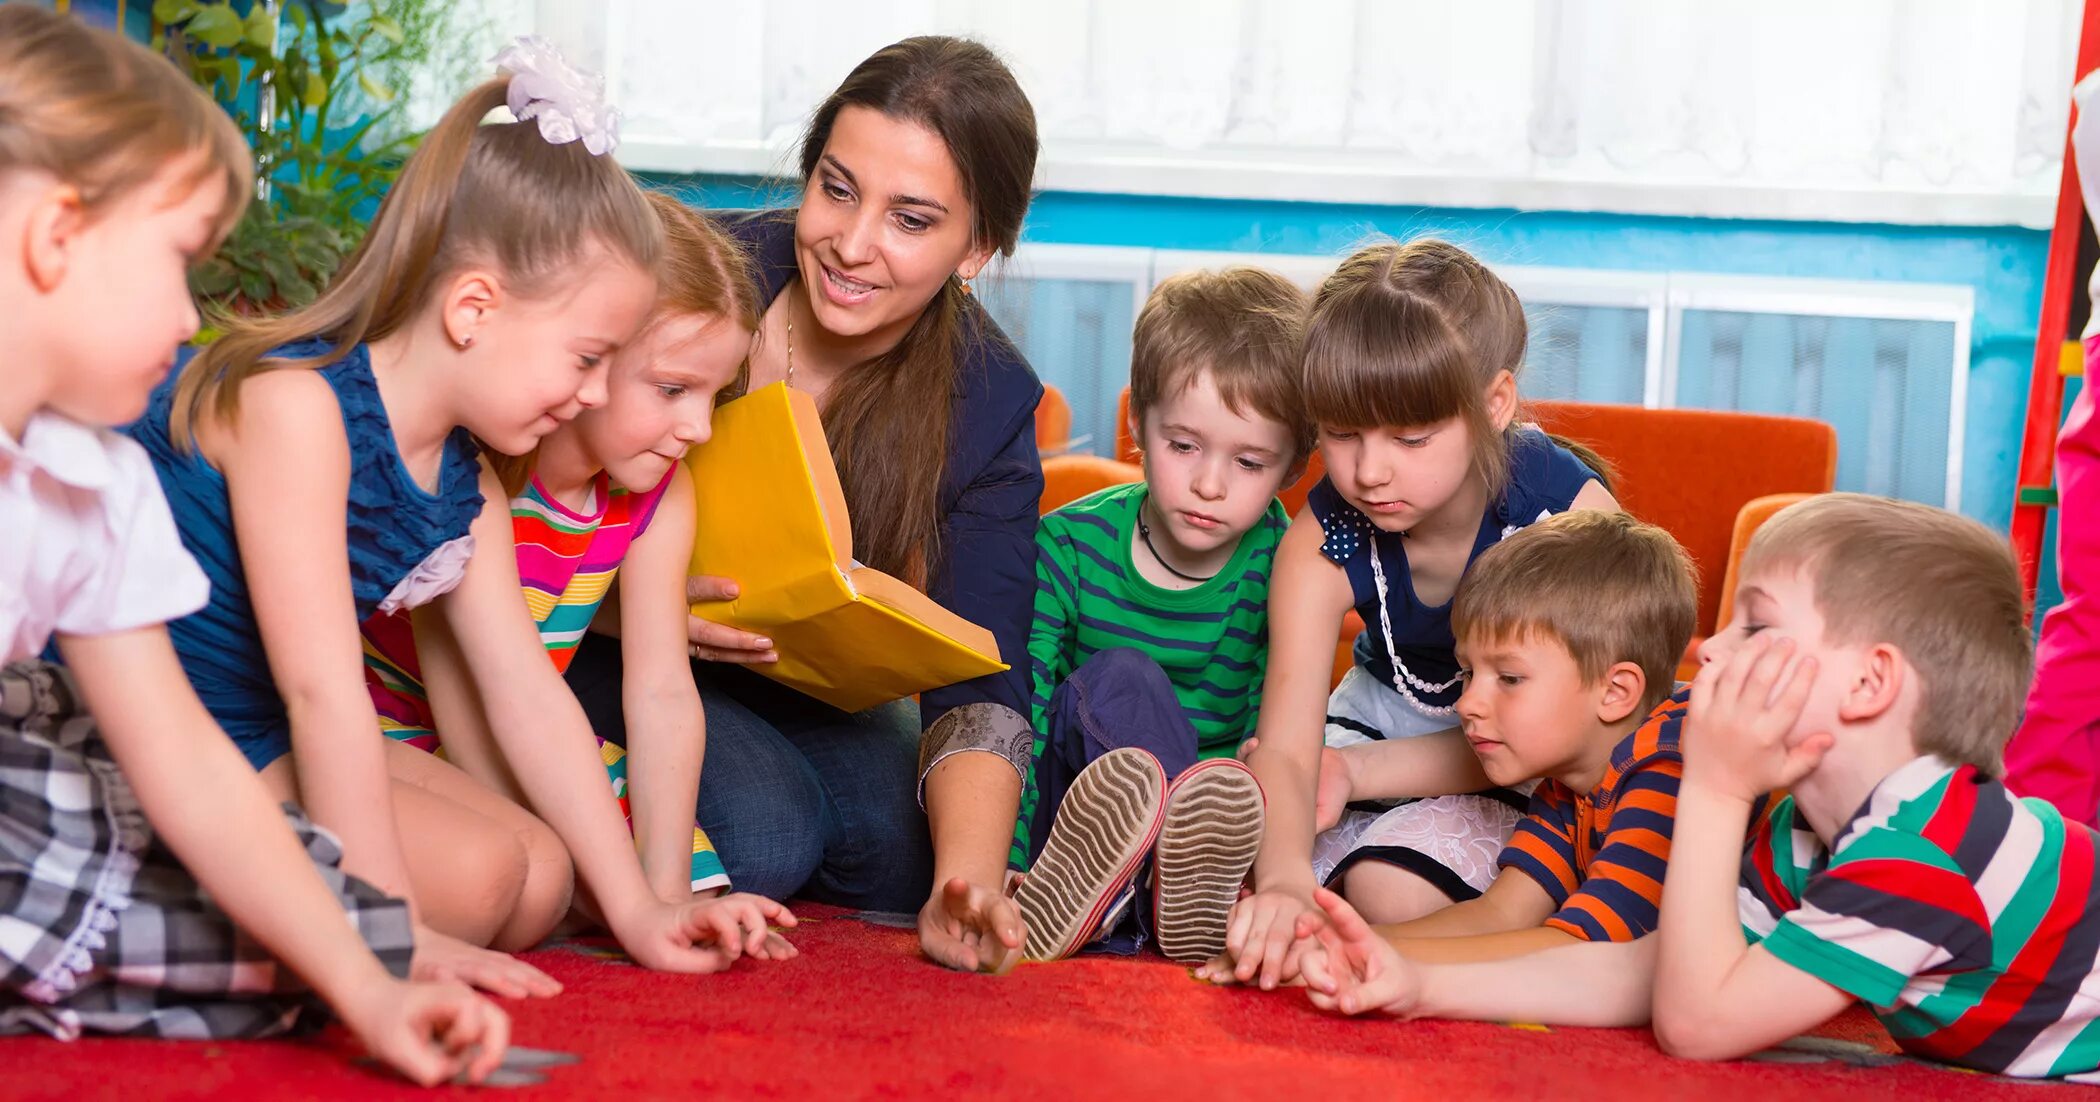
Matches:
[981,245,1972,507]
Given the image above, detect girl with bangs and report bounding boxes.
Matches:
[1210,240,1619,987]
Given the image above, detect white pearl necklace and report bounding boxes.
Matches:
[1365,530,1461,718]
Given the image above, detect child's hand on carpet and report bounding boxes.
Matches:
[411,925,562,999]
[918,876,1024,974]
[1298,887,1418,1017]
[342,976,510,1086]
[691,893,800,962]
[1218,886,1324,990]
[613,895,799,973]
[1194,945,1314,989]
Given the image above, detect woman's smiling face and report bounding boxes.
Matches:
[793,105,991,346]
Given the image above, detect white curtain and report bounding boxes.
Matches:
[507,0,2077,225]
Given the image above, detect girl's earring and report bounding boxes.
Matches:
[456,334,475,351]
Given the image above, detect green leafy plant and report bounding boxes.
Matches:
[152,0,470,313]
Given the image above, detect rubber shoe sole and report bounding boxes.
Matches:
[1152,758,1265,964]
[1015,747,1167,962]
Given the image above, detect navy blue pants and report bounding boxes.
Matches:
[1027,648,1204,862]
[1027,649,1205,952]
[567,641,931,913]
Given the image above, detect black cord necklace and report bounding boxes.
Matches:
[1136,500,1221,583]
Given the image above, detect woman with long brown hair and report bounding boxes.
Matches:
[568,36,1045,971]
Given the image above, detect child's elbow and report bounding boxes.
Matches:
[1651,1011,1756,1063]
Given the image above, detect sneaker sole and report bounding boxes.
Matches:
[1016,747,1167,962]
[1152,759,1265,964]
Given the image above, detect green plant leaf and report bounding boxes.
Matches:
[368,14,405,44]
[356,72,396,103]
[244,6,278,50]
[189,259,238,298]
[279,273,320,306]
[238,269,273,308]
[302,69,329,106]
[186,5,245,49]
[152,0,199,24]
[286,2,308,34]
[261,253,299,285]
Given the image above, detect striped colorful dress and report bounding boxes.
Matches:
[362,468,727,892]
[1739,755,2100,1082]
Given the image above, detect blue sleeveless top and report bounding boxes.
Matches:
[1307,427,1596,711]
[125,342,485,769]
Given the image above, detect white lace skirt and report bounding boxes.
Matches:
[1309,667,1534,900]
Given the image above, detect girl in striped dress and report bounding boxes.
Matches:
[361,194,766,908]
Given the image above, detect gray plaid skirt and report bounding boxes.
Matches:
[0,660,413,1040]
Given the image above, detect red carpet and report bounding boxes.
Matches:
[4,907,2086,1099]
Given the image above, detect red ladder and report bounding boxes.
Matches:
[2014,0,2100,603]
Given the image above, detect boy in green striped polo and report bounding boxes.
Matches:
[1012,267,1312,964]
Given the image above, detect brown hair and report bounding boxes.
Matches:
[1741,493,2031,774]
[0,5,250,249]
[1303,239,1530,496]
[1129,267,1313,466]
[1453,510,1697,716]
[170,77,662,445]
[797,35,1038,582]
[485,192,760,497]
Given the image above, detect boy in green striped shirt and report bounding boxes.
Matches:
[1012,268,1312,964]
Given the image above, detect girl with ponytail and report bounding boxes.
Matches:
[128,41,792,990]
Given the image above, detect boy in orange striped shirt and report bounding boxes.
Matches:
[1257,510,1698,977]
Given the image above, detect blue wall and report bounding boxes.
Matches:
[660,173,2050,531]
[655,174,2063,606]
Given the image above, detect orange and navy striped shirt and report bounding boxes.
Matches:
[1497,689,1688,942]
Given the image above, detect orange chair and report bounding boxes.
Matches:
[1036,384,1074,456]
[1528,403,1837,678]
[1713,493,1819,635]
[1040,454,1143,514]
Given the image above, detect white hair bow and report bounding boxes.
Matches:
[491,35,620,156]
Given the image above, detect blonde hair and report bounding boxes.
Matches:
[0,5,250,250]
[170,77,662,445]
[1303,240,1529,496]
[1741,493,2031,774]
[1453,511,1697,716]
[486,192,760,497]
[1129,267,1313,465]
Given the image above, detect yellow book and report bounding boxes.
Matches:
[683,382,1007,713]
